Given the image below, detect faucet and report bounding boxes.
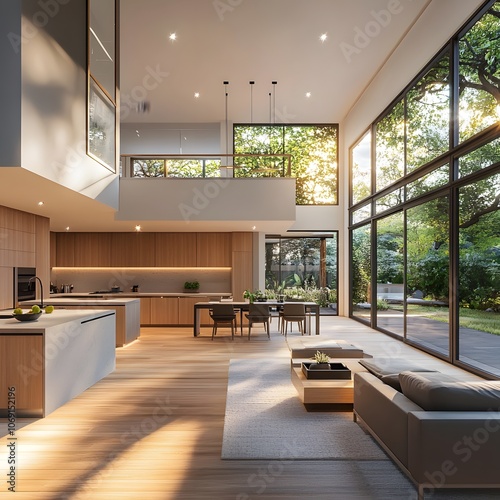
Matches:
[29,276,45,308]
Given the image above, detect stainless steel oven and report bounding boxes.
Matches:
[14,267,36,304]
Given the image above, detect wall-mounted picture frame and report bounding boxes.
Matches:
[88,77,116,172]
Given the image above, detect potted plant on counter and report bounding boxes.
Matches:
[184,281,200,293]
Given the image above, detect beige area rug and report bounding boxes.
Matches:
[221,358,388,460]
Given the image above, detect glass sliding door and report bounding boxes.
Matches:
[376,211,404,336]
[457,172,500,375]
[406,197,450,356]
[265,235,338,312]
[351,224,371,322]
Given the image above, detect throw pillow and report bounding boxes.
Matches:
[399,371,500,411]
[359,358,437,391]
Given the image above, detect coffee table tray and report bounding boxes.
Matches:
[301,362,351,380]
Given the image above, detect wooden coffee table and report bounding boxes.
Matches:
[291,358,366,405]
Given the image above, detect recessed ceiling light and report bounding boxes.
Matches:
[37,201,44,206]
[135,225,142,232]
[320,33,328,43]
[65,227,70,231]
[252,225,256,231]
[169,33,177,41]
[305,92,312,98]
[194,92,200,98]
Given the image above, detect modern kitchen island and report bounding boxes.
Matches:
[22,297,140,346]
[0,309,116,417]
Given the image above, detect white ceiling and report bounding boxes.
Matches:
[2,0,434,232]
[120,0,431,124]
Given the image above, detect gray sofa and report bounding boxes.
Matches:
[353,359,500,499]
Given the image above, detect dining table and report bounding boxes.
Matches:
[193,300,320,337]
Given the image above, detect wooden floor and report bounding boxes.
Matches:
[0,317,493,499]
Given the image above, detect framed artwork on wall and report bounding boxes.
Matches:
[88,77,116,172]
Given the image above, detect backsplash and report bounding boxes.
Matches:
[51,268,231,294]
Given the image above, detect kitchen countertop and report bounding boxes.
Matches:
[0,309,115,333]
[23,297,140,306]
[49,292,232,299]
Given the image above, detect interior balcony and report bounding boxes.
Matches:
[116,154,297,232]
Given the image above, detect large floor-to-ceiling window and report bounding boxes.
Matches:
[349,0,500,377]
[233,124,338,205]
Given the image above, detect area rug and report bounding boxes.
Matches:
[221,358,388,460]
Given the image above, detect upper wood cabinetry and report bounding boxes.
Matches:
[231,232,253,300]
[57,232,112,267]
[74,233,111,267]
[35,215,50,300]
[0,207,50,309]
[196,233,232,267]
[52,231,253,273]
[55,233,75,267]
[0,206,36,268]
[231,232,253,252]
[110,233,155,267]
[155,233,197,266]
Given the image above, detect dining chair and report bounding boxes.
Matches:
[245,303,271,340]
[209,304,237,340]
[280,303,306,336]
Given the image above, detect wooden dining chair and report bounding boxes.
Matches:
[280,303,306,336]
[245,303,271,340]
[209,304,237,340]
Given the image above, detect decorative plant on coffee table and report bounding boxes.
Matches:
[310,350,331,370]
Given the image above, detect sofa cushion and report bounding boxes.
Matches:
[399,371,500,411]
[358,358,437,391]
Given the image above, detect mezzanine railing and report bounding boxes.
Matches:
[120,153,292,179]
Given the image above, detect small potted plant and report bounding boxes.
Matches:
[243,290,255,303]
[184,281,200,292]
[309,350,331,370]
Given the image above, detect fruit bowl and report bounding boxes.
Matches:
[13,312,43,322]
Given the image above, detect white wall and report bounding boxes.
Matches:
[0,1,22,167]
[343,0,485,148]
[20,0,119,208]
[121,122,221,155]
[116,177,296,225]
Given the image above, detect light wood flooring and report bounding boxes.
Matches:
[0,317,496,499]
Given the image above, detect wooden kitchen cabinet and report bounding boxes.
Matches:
[150,297,179,325]
[111,233,155,266]
[0,335,43,416]
[178,296,210,325]
[55,233,75,267]
[196,233,231,267]
[139,296,152,325]
[74,233,111,267]
[155,233,197,266]
[232,232,253,252]
[232,250,253,302]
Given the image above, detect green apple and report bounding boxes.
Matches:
[31,305,41,314]
[45,305,55,314]
[13,308,23,315]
